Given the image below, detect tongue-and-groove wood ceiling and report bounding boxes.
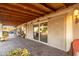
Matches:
[0,3,75,26]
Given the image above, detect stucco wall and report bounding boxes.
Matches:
[16,13,72,52]
[16,13,73,52]
[26,22,33,39]
[74,23,79,39]
[24,14,66,51]
[24,12,74,52]
[73,8,79,40]
[48,14,66,51]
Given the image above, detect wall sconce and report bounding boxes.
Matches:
[73,9,79,24]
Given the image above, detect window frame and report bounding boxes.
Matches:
[33,21,48,43]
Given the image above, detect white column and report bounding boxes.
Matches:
[66,12,73,52]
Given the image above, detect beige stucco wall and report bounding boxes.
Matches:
[16,12,72,52]
[48,14,66,51]
[73,7,79,40]
[19,13,66,51]
[26,22,33,39]
[16,13,70,52]
[23,15,66,51]
[25,12,74,52]
[74,23,79,39]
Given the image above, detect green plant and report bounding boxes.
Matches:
[7,48,31,56]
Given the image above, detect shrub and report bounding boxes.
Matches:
[7,48,31,56]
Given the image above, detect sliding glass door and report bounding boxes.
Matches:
[33,24,39,40]
[40,22,48,43]
[33,22,48,43]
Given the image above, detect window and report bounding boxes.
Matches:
[33,22,48,43]
[40,22,48,43]
[33,24,39,40]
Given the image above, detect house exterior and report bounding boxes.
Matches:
[16,4,79,53]
[0,3,79,56]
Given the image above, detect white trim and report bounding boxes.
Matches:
[33,20,48,25]
[38,23,40,41]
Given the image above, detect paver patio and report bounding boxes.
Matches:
[0,37,67,56]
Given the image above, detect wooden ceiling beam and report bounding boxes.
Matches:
[0,17,25,22]
[22,3,53,13]
[0,11,37,20]
[0,17,36,26]
[0,4,41,17]
[64,3,76,7]
[62,3,67,7]
[0,12,29,20]
[40,3,56,11]
[0,9,38,19]
[10,3,46,15]
[52,3,67,11]
[0,18,24,26]
[2,21,23,26]
[0,14,36,22]
[0,19,23,23]
[0,14,27,22]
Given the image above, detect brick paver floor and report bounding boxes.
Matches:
[0,37,67,56]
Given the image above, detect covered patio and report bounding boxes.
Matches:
[0,3,79,56]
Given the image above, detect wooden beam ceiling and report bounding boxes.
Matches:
[0,4,41,17]
[22,3,53,13]
[41,3,57,11]
[0,3,76,26]
[0,11,37,21]
[0,14,36,23]
[0,9,39,19]
[0,19,24,26]
[10,3,47,15]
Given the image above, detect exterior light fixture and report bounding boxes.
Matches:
[73,8,79,24]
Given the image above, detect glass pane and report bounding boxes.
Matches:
[33,25,39,40]
[40,22,48,43]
